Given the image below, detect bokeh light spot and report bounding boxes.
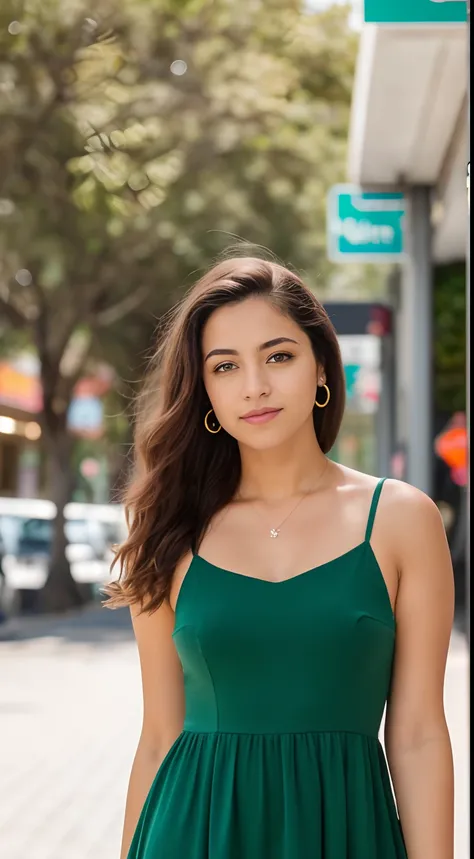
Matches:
[15,269,33,286]
[170,60,188,77]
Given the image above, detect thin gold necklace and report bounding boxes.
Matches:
[268,493,307,539]
[240,460,329,539]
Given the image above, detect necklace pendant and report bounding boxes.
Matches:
[270,528,280,539]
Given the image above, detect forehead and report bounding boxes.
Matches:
[202,297,300,347]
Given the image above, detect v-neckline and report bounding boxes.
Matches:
[193,541,367,586]
[173,541,396,634]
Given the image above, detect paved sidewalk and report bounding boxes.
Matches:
[0,607,142,859]
[0,607,469,859]
[444,627,470,859]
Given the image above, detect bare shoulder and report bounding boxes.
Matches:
[334,464,383,494]
[380,478,444,529]
[338,467,438,512]
[377,478,450,569]
[333,467,444,536]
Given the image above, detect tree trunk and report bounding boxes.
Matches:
[40,425,87,613]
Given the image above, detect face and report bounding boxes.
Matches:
[201,296,326,450]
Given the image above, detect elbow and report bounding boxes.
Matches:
[137,727,182,761]
[385,718,451,761]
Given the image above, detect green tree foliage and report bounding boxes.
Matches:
[0,0,357,609]
[433,262,466,413]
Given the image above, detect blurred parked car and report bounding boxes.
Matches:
[0,530,20,621]
[65,501,127,561]
[0,498,126,602]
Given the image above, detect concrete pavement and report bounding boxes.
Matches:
[0,607,141,859]
[444,626,470,859]
[0,606,469,859]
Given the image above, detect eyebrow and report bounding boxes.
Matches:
[204,337,299,362]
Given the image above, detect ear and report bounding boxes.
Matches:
[317,370,327,387]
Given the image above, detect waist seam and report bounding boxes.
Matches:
[182,728,379,741]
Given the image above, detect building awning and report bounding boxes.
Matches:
[348,22,467,262]
[323,302,392,337]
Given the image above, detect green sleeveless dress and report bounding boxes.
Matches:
[127,478,407,858]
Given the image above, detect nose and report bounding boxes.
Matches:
[242,363,271,400]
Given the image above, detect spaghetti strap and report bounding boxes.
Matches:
[365,478,387,543]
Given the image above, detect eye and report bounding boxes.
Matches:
[214,361,237,373]
[267,352,293,364]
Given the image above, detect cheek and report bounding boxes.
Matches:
[204,374,235,416]
[280,361,318,402]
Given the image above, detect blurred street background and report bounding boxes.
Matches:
[0,1,469,858]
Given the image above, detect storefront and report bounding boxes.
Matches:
[324,302,393,477]
[0,356,43,497]
[0,353,113,499]
[347,1,468,494]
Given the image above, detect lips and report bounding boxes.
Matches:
[240,408,282,425]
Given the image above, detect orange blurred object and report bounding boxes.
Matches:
[435,426,467,470]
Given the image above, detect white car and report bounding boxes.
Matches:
[0,497,126,593]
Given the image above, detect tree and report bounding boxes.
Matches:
[433,262,466,414]
[0,0,358,610]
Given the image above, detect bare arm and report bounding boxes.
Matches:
[383,483,455,859]
[120,596,185,859]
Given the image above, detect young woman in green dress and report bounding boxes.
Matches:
[105,257,455,859]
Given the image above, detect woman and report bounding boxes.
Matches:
[105,257,455,859]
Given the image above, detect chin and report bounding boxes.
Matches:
[235,426,295,452]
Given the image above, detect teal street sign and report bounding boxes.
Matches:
[364,0,467,24]
[327,185,406,264]
[344,365,360,400]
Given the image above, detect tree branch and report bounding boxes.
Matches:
[94,284,152,326]
[0,295,28,329]
[59,329,93,381]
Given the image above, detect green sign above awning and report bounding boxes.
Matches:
[364,0,467,24]
[326,186,406,263]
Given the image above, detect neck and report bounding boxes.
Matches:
[237,421,330,503]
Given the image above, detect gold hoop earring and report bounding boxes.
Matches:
[315,384,330,409]
[204,409,222,433]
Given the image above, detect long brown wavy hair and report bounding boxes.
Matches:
[103,257,346,613]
